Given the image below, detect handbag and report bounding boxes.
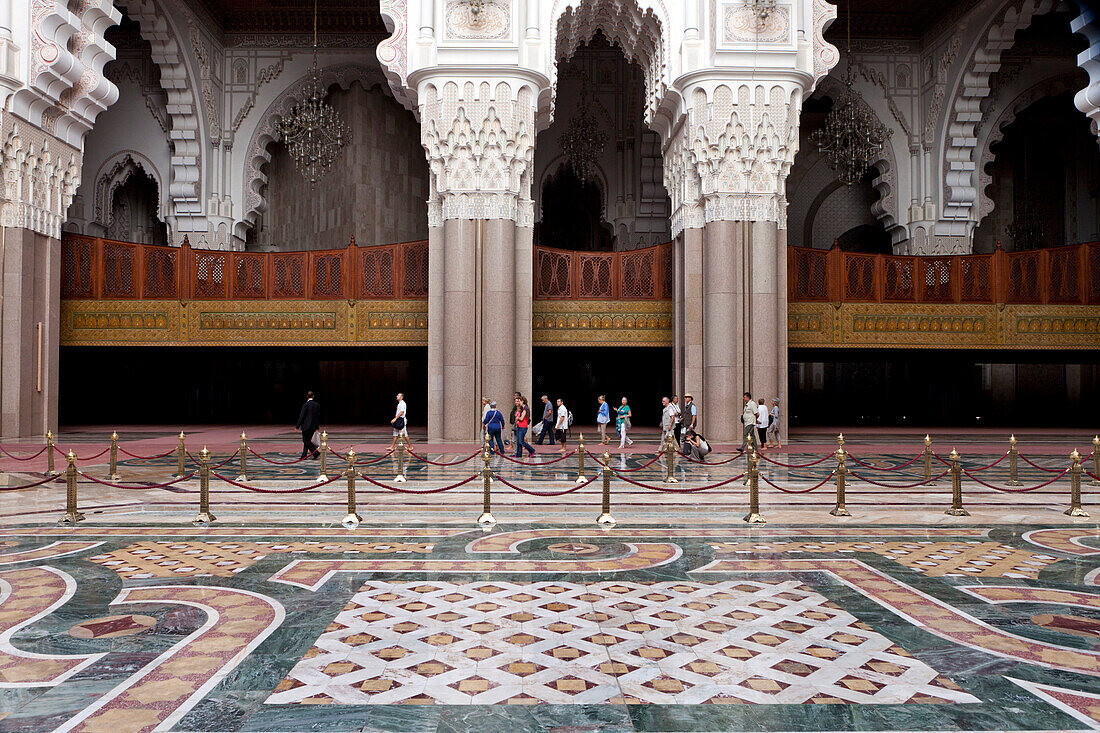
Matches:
[393,416,406,431]
[532,421,543,438]
[310,430,321,448]
[624,417,632,430]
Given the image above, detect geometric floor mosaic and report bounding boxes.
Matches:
[269,580,978,705]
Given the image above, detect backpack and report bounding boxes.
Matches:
[567,409,574,428]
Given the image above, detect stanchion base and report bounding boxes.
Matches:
[575,476,587,484]
[393,475,408,483]
[236,475,248,483]
[477,512,496,526]
[596,513,616,527]
[46,471,60,478]
[944,508,970,517]
[1007,481,1021,487]
[192,512,217,524]
[58,511,85,524]
[1065,506,1091,518]
[107,474,120,482]
[342,513,362,527]
[743,512,766,524]
[663,478,680,484]
[829,506,852,517]
[316,474,328,483]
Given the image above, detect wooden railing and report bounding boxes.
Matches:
[533,243,674,300]
[60,234,430,301]
[788,242,1100,305]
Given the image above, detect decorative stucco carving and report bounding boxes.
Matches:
[377,0,414,111]
[723,4,791,44]
[93,152,163,228]
[811,0,840,90]
[0,123,80,238]
[1071,1,1100,137]
[444,0,511,40]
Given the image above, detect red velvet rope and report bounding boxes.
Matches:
[846,469,951,489]
[613,472,747,493]
[0,473,62,491]
[495,449,578,465]
[212,472,342,493]
[585,451,664,472]
[490,472,601,496]
[63,447,111,461]
[845,452,925,471]
[76,471,197,490]
[405,448,482,466]
[187,450,239,469]
[326,448,397,466]
[759,453,834,468]
[1018,452,1066,473]
[681,451,746,465]
[117,447,178,460]
[759,471,836,493]
[356,472,481,494]
[247,448,307,465]
[0,445,48,461]
[962,467,1070,492]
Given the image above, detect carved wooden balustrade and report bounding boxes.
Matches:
[60,235,431,301]
[533,243,674,300]
[788,242,1100,305]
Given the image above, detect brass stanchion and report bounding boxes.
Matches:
[45,429,58,476]
[107,431,120,482]
[193,447,216,524]
[830,445,851,517]
[837,432,845,452]
[743,444,765,524]
[317,431,329,482]
[923,434,936,486]
[575,434,587,484]
[1091,436,1100,489]
[174,431,187,479]
[478,447,495,525]
[1007,435,1020,486]
[59,451,84,524]
[1065,449,1089,518]
[483,432,493,484]
[945,448,969,516]
[343,449,361,527]
[597,450,615,527]
[663,432,679,484]
[743,433,755,486]
[236,432,249,482]
[394,434,408,483]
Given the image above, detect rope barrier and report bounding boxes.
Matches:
[117,447,178,460]
[933,451,1015,472]
[586,451,665,472]
[211,472,343,494]
[962,467,1071,493]
[328,447,397,466]
[76,471,196,490]
[0,473,63,491]
[845,452,924,471]
[404,448,482,466]
[0,445,48,461]
[187,450,239,469]
[847,468,951,489]
[246,448,308,465]
[495,449,578,465]
[1018,453,1065,473]
[681,452,745,465]
[759,453,834,469]
[614,472,747,493]
[759,471,836,494]
[490,472,601,497]
[356,472,481,494]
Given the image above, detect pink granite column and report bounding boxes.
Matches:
[481,218,517,415]
[514,223,533,400]
[674,227,704,427]
[427,223,445,440]
[441,218,476,440]
[701,219,744,442]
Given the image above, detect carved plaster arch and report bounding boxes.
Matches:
[1071,0,1100,135]
[242,64,389,231]
[377,0,414,112]
[941,0,1056,222]
[976,72,1086,223]
[93,151,164,229]
[549,0,670,127]
[123,0,203,211]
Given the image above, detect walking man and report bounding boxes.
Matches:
[661,396,676,447]
[389,392,408,451]
[739,392,757,452]
[537,395,556,445]
[295,390,321,460]
[596,395,611,445]
[670,395,683,447]
[555,398,570,455]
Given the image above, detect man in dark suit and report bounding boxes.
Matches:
[296,391,321,459]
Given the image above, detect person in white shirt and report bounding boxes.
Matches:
[555,398,569,454]
[660,397,677,447]
[670,396,683,446]
[389,392,408,451]
[755,396,769,452]
[739,392,757,452]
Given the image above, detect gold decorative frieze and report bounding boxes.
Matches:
[790,302,1100,350]
[61,300,428,347]
[533,300,673,347]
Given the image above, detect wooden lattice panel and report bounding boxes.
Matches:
[359,246,395,298]
[142,247,178,299]
[271,254,306,298]
[193,252,228,299]
[103,242,137,298]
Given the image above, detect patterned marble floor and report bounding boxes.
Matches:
[1,522,1100,731]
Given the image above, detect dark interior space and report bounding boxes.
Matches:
[533,346,672,429]
[60,346,427,427]
[790,348,1100,427]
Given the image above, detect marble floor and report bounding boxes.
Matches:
[0,430,1098,731]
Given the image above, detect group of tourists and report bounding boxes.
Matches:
[740,393,782,452]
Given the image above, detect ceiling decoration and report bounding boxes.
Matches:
[193,0,387,35]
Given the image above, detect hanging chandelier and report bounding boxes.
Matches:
[273,0,350,187]
[559,71,606,181]
[810,0,888,186]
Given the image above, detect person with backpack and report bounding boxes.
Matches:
[482,400,506,454]
[513,396,536,458]
[555,397,571,454]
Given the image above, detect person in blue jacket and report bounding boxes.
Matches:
[482,401,506,454]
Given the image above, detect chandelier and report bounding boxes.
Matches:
[559,72,606,181]
[273,0,350,187]
[810,1,888,186]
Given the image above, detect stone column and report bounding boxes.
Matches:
[418,76,538,441]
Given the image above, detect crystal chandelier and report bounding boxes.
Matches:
[273,0,350,187]
[559,72,606,181]
[810,1,889,186]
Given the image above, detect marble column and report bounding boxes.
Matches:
[481,218,517,412]
[514,222,533,400]
[0,227,60,438]
[441,218,476,440]
[426,222,444,439]
[701,220,742,442]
